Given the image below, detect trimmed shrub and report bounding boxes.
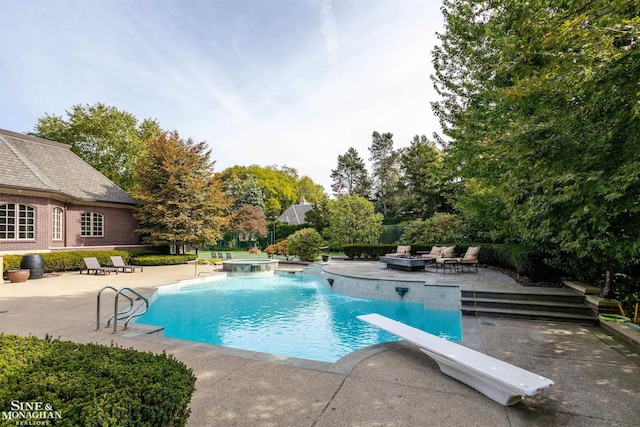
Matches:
[342,244,397,260]
[0,334,195,426]
[265,239,289,259]
[130,255,196,266]
[287,228,324,262]
[2,250,154,274]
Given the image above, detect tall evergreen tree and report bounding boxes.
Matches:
[398,135,453,219]
[134,131,230,251]
[330,147,372,198]
[368,131,401,216]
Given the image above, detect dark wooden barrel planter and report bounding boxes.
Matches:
[20,254,44,279]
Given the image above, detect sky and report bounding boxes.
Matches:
[0,0,444,194]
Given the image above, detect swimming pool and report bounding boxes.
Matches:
[134,273,461,363]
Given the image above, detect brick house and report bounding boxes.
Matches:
[0,129,141,254]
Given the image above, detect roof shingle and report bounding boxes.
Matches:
[0,129,137,205]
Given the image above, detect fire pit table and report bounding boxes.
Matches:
[379,256,430,271]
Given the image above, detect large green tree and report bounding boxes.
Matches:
[330,147,372,198]
[31,103,160,191]
[398,135,453,219]
[323,195,383,247]
[369,131,402,216]
[134,131,230,251]
[432,0,640,291]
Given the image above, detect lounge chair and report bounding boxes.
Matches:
[421,246,443,261]
[217,252,224,259]
[358,313,554,406]
[386,245,411,257]
[435,246,457,273]
[81,257,118,275]
[225,252,233,260]
[110,256,143,273]
[453,246,480,272]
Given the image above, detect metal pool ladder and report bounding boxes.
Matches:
[96,286,149,333]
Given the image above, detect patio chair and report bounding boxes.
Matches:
[453,246,481,272]
[421,246,443,261]
[225,252,233,260]
[386,245,411,257]
[110,256,143,273]
[217,252,224,259]
[435,246,457,273]
[81,257,118,275]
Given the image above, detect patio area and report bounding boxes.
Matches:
[1,262,639,426]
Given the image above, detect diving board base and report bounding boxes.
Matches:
[421,348,525,405]
[358,313,554,406]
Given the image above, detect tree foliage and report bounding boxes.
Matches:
[323,195,383,248]
[432,0,640,282]
[220,165,326,219]
[134,131,230,250]
[330,147,372,198]
[369,131,402,216]
[287,228,324,262]
[398,135,453,219]
[228,204,267,242]
[31,102,160,191]
[400,213,463,245]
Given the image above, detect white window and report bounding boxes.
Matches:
[81,212,103,237]
[52,207,63,241]
[0,203,35,240]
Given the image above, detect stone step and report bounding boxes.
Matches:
[461,289,585,304]
[462,306,598,325]
[461,297,594,316]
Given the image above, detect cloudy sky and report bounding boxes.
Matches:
[0,0,444,193]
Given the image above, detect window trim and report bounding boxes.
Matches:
[80,212,104,237]
[0,203,36,240]
[52,207,63,241]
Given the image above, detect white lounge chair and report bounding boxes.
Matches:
[358,313,554,406]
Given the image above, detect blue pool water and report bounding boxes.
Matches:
[135,274,461,363]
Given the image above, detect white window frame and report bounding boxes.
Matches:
[81,212,104,237]
[52,207,63,241]
[0,203,36,240]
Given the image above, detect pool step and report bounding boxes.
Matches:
[461,289,598,325]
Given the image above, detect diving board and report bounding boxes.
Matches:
[358,313,554,406]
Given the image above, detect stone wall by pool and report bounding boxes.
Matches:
[319,269,460,311]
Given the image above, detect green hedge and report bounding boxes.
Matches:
[0,334,195,426]
[1,251,191,274]
[130,255,196,266]
[342,244,398,259]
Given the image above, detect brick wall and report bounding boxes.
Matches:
[0,193,139,252]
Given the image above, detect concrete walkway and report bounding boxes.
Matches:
[1,262,639,426]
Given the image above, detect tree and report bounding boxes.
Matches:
[399,213,463,244]
[31,102,160,191]
[323,195,383,247]
[287,228,324,262]
[228,204,267,245]
[368,131,402,216]
[134,131,230,252]
[432,0,640,293]
[219,165,327,219]
[398,135,453,219]
[330,147,372,198]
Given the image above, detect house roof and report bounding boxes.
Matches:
[277,202,313,225]
[0,129,137,205]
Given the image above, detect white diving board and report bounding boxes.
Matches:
[358,313,554,406]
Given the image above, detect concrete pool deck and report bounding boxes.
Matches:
[1,262,639,426]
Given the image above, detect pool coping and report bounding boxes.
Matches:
[120,269,477,375]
